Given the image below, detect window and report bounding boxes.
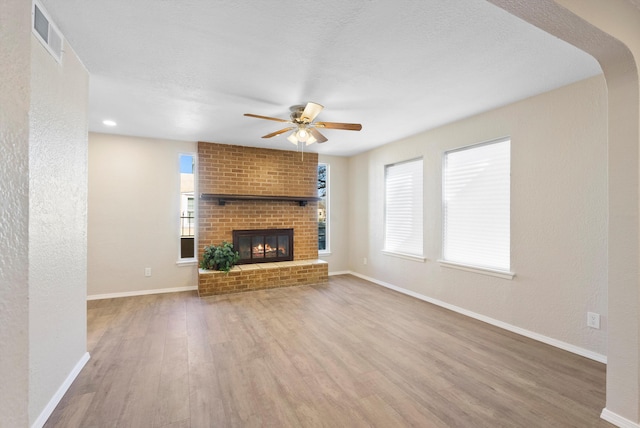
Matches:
[442,138,511,274]
[318,163,329,252]
[179,154,195,260]
[384,158,424,259]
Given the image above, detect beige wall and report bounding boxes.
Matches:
[319,155,350,273]
[0,1,31,426]
[550,0,640,423]
[348,75,608,358]
[489,0,640,423]
[89,136,347,288]
[88,133,198,297]
[29,30,90,426]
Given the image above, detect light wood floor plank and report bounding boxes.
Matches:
[43,392,96,428]
[46,275,613,427]
[153,336,190,427]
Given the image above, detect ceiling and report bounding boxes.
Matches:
[42,0,602,157]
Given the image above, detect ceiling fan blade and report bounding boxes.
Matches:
[262,127,294,138]
[309,127,328,143]
[315,121,362,131]
[300,102,324,123]
[244,113,290,123]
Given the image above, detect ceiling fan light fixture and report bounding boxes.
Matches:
[244,102,362,148]
[287,132,299,145]
[296,128,308,142]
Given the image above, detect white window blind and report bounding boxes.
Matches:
[384,158,423,257]
[443,139,510,271]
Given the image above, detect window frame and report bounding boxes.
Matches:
[382,157,425,262]
[439,137,514,279]
[177,153,197,265]
[318,163,330,255]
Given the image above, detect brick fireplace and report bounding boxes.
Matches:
[197,142,328,296]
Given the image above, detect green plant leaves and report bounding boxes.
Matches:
[200,241,240,273]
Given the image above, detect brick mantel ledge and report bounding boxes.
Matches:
[198,259,328,297]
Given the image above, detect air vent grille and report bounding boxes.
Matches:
[32,1,64,63]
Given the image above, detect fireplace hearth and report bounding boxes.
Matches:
[233,229,294,264]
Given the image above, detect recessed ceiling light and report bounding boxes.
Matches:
[102,119,117,127]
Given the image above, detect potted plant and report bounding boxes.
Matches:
[200,241,240,273]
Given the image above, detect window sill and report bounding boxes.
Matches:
[176,259,197,266]
[438,260,515,280]
[382,250,426,263]
[319,251,332,257]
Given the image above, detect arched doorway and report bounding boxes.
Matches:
[488,0,640,425]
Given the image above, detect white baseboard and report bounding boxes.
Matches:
[87,285,198,301]
[348,271,607,364]
[601,408,640,428]
[329,270,351,276]
[32,351,90,428]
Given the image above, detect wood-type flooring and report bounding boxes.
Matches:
[45,275,613,427]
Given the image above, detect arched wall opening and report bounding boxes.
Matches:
[488,0,640,425]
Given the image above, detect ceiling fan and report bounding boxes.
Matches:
[244,102,362,146]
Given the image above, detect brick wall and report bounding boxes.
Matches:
[198,142,317,196]
[198,260,328,296]
[197,142,319,260]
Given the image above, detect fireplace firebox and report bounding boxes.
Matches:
[233,229,294,264]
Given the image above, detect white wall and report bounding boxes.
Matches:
[28,28,90,425]
[348,75,608,358]
[88,133,197,297]
[318,155,350,273]
[0,1,31,426]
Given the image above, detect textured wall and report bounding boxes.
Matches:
[547,0,640,422]
[28,34,89,424]
[348,76,608,357]
[485,1,640,422]
[198,142,319,261]
[0,1,31,426]
[88,133,198,296]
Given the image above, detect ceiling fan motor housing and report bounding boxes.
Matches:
[289,105,307,123]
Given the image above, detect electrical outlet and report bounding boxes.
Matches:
[363,257,367,265]
[145,267,151,277]
[587,312,600,329]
